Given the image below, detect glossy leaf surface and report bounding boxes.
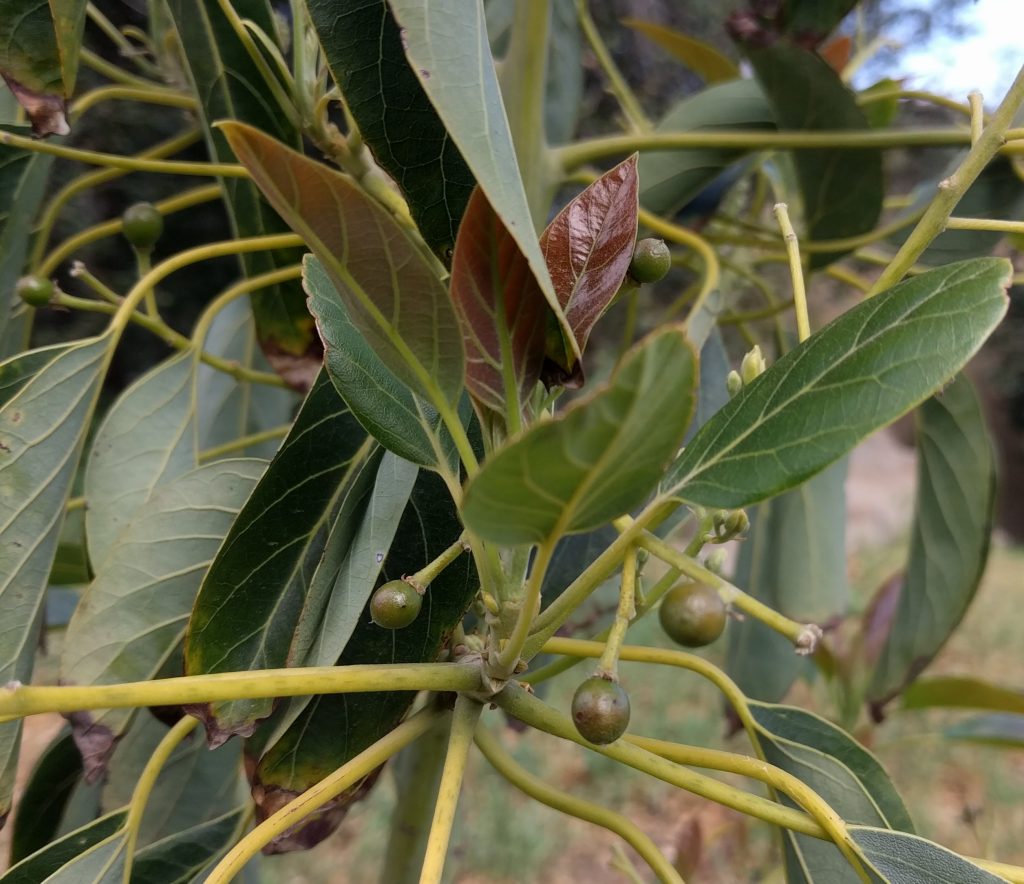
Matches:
[62,460,265,775]
[387,0,576,361]
[450,186,549,418]
[668,259,1010,508]
[540,155,639,357]
[185,373,369,742]
[130,807,246,884]
[849,827,1004,883]
[307,0,473,261]
[0,811,126,883]
[462,328,697,544]
[623,20,739,83]
[868,374,996,707]
[221,122,465,407]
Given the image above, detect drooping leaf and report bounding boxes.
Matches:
[220,122,465,408]
[943,713,1024,748]
[623,20,740,83]
[748,701,914,882]
[867,374,996,708]
[540,155,639,358]
[0,810,126,883]
[166,0,318,389]
[727,460,847,702]
[304,255,447,468]
[387,0,577,364]
[450,186,550,419]
[668,259,1010,508]
[8,729,83,864]
[130,807,247,884]
[247,469,475,852]
[462,328,697,545]
[0,3,87,135]
[185,372,369,742]
[902,677,1024,714]
[306,0,473,261]
[637,79,774,218]
[744,43,883,267]
[61,460,266,777]
[84,352,196,569]
[0,333,109,823]
[848,826,1005,883]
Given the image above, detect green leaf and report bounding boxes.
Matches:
[745,43,882,267]
[184,372,369,742]
[860,78,901,129]
[0,3,86,135]
[248,469,475,852]
[542,0,583,146]
[450,186,550,419]
[748,701,914,882]
[387,0,577,363]
[867,374,996,708]
[166,0,317,388]
[727,460,847,702]
[26,829,126,883]
[0,810,126,883]
[61,459,265,776]
[130,807,247,884]
[462,328,697,545]
[306,0,473,261]
[8,729,82,864]
[0,343,70,405]
[220,122,465,408]
[0,333,109,821]
[848,826,1005,883]
[903,677,1024,714]
[943,713,1024,748]
[727,1,857,48]
[84,352,196,569]
[623,19,739,83]
[304,255,445,468]
[638,79,773,219]
[540,155,639,359]
[668,259,1010,508]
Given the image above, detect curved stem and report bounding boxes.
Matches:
[475,727,683,884]
[70,85,194,120]
[494,537,556,677]
[86,3,163,78]
[636,207,719,322]
[80,48,165,89]
[597,546,636,677]
[205,709,441,884]
[772,203,809,342]
[198,424,292,462]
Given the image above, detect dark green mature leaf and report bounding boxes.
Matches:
[166,0,318,389]
[543,0,583,146]
[307,0,473,261]
[848,827,1005,883]
[638,79,773,218]
[8,730,82,864]
[727,1,857,49]
[185,373,369,742]
[221,122,465,408]
[1,126,53,357]
[669,259,1010,508]
[867,375,996,708]
[62,460,265,777]
[0,333,109,823]
[727,460,847,702]
[84,352,196,568]
[623,20,740,83]
[903,677,1024,714]
[748,701,914,882]
[462,328,697,545]
[130,807,247,884]
[305,256,445,467]
[0,811,126,883]
[943,713,1024,748]
[387,0,577,363]
[0,343,70,405]
[0,3,86,135]
[746,43,882,267]
[248,469,475,852]
[451,186,549,419]
[540,156,639,359]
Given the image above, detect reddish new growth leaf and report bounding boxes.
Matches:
[540,154,639,372]
[449,187,549,419]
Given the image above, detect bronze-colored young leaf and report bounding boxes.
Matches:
[220,122,465,409]
[623,19,740,83]
[461,328,697,545]
[540,155,639,361]
[450,186,549,420]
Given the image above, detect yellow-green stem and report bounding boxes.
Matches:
[407,534,469,592]
[70,85,194,120]
[86,3,163,78]
[946,216,1024,233]
[80,48,164,89]
[197,425,292,462]
[495,537,557,677]
[772,203,810,342]
[969,91,985,144]
[597,546,637,677]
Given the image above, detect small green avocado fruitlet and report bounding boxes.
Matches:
[659,582,727,647]
[571,676,631,744]
[370,580,422,629]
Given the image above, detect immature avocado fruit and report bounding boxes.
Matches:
[16,275,54,307]
[370,580,423,629]
[628,237,671,283]
[571,676,631,744]
[659,582,727,648]
[122,201,164,250]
